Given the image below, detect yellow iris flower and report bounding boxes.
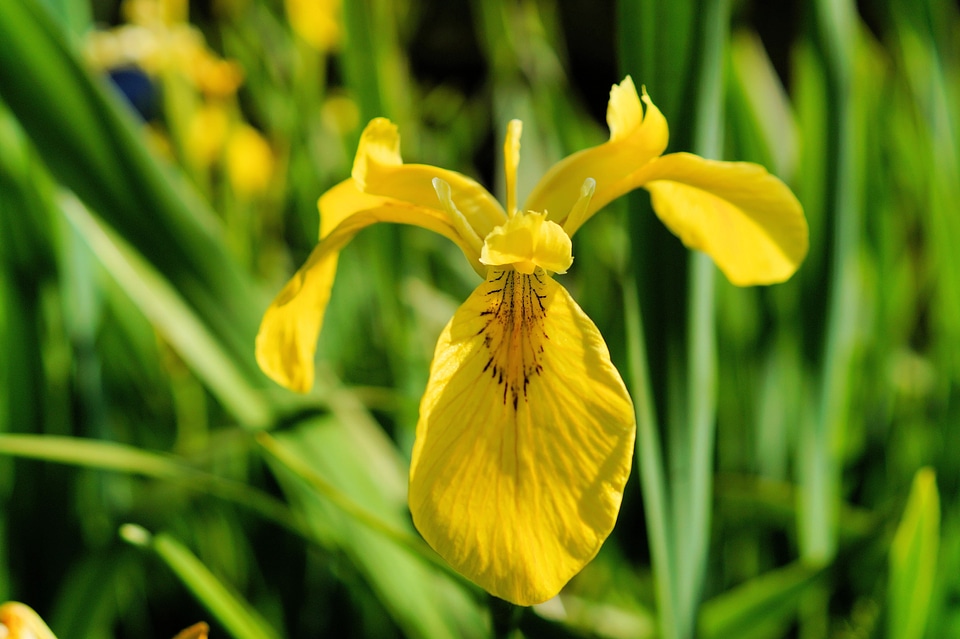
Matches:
[256,76,807,605]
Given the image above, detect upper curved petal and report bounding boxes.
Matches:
[352,118,507,238]
[638,152,809,285]
[256,181,482,392]
[524,77,668,230]
[409,268,636,605]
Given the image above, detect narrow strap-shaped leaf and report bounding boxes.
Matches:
[889,468,940,639]
[699,561,824,639]
[0,0,263,378]
[121,526,282,639]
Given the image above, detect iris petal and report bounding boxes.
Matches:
[255,180,480,392]
[638,152,809,285]
[525,77,668,229]
[409,268,635,605]
[352,118,507,238]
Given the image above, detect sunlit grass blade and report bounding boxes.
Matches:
[0,0,263,374]
[889,468,940,639]
[0,433,186,479]
[698,561,824,639]
[263,416,488,638]
[255,430,441,566]
[58,194,272,429]
[0,433,302,535]
[120,525,282,639]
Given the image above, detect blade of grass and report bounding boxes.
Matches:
[891,1,960,383]
[58,194,272,429]
[616,0,696,126]
[802,0,861,567]
[120,525,282,639]
[673,0,729,635]
[623,280,677,639]
[889,468,940,639]
[340,0,410,126]
[0,0,264,378]
[262,419,489,638]
[797,2,861,635]
[255,430,455,575]
[0,433,191,479]
[0,433,302,536]
[699,561,824,639]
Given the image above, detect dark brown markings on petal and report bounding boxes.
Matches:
[478,268,549,410]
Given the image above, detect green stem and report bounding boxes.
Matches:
[802,0,859,566]
[673,0,728,634]
[623,282,678,639]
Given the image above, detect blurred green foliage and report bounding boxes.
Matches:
[0,0,958,637]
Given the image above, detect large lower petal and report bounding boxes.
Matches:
[639,152,808,285]
[352,118,507,238]
[256,192,479,392]
[524,77,668,229]
[409,268,635,605]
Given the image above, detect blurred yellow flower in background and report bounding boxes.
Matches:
[193,54,244,99]
[123,0,187,26]
[256,77,807,605]
[83,0,275,208]
[187,102,230,169]
[85,0,230,86]
[226,124,275,198]
[285,0,341,51]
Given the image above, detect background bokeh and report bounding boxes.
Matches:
[0,0,958,637]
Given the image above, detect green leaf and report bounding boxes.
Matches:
[622,280,677,639]
[0,0,264,379]
[889,467,940,639]
[263,415,489,638]
[58,195,272,429]
[699,561,824,639]
[0,433,185,479]
[121,525,282,639]
[0,434,301,535]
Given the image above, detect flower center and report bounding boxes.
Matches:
[480,211,573,275]
[477,267,549,410]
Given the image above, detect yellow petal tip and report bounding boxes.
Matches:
[607,76,643,142]
[351,117,402,190]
